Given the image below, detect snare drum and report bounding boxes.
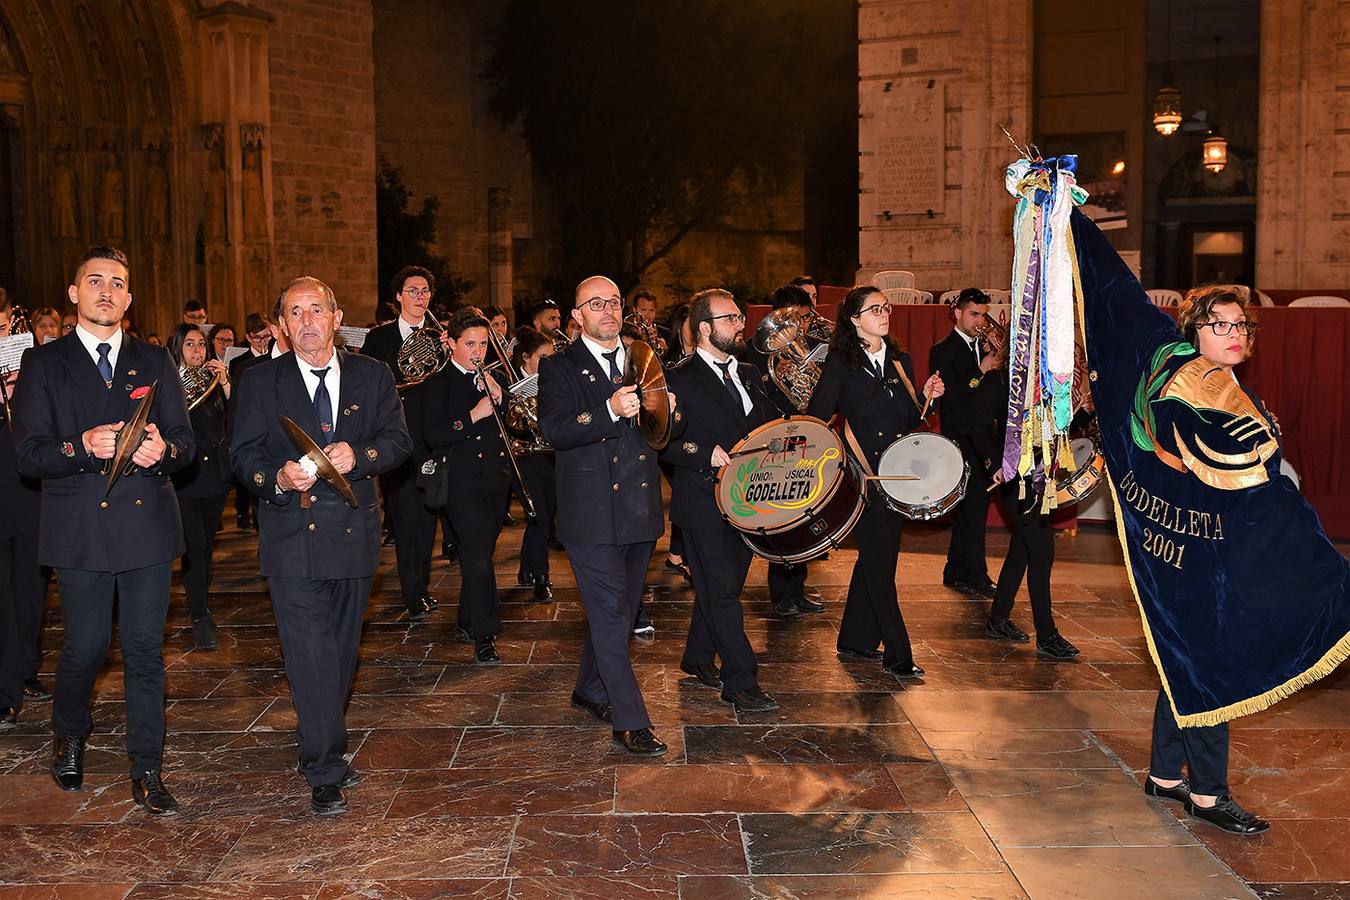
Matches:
[875,432,969,520]
[1053,433,1105,507]
[714,416,865,564]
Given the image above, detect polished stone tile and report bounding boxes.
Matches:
[0,823,246,883]
[254,694,501,731]
[126,885,322,899]
[923,728,1118,769]
[386,768,615,817]
[1194,819,1350,883]
[897,690,1141,732]
[505,876,677,899]
[0,886,138,899]
[885,763,968,811]
[739,812,1004,875]
[683,873,1029,899]
[454,726,687,767]
[0,775,136,824]
[682,724,931,765]
[726,691,909,725]
[352,726,466,770]
[507,814,746,876]
[1002,846,1255,899]
[495,688,735,727]
[1249,885,1350,899]
[1229,728,1350,769]
[616,764,905,813]
[313,881,510,900]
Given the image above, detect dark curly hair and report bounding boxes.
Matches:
[1177,285,1255,357]
[828,284,896,370]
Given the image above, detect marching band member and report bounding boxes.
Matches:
[166,324,233,650]
[512,326,558,601]
[537,275,676,757]
[662,289,777,712]
[13,246,194,814]
[231,275,410,815]
[807,285,943,680]
[421,315,511,663]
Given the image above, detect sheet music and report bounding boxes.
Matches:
[510,372,539,397]
[0,333,34,372]
[336,325,370,349]
[806,343,830,364]
[222,346,250,366]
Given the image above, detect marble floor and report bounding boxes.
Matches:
[1,508,1348,899]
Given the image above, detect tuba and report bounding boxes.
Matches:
[179,363,220,411]
[396,314,448,389]
[753,306,822,413]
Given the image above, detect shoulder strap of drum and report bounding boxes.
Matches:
[841,419,876,478]
[889,358,920,408]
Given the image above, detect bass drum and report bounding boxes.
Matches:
[875,432,969,520]
[715,416,865,564]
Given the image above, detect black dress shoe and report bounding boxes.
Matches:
[51,735,85,791]
[680,661,722,689]
[971,578,998,599]
[612,727,667,757]
[406,599,431,622]
[454,624,474,644]
[570,691,613,723]
[382,528,395,546]
[311,784,348,816]
[503,512,519,527]
[1144,776,1191,805]
[531,575,554,602]
[837,646,884,662]
[986,618,1030,642]
[1037,633,1081,660]
[442,542,459,562]
[131,771,180,816]
[236,514,252,531]
[0,707,16,731]
[795,595,826,614]
[883,661,926,680]
[632,607,656,636]
[339,766,362,789]
[945,579,986,598]
[771,599,801,618]
[721,686,779,712]
[1185,795,1270,835]
[422,593,439,610]
[192,615,219,650]
[474,637,501,665]
[664,557,692,581]
[22,678,51,701]
[517,569,533,587]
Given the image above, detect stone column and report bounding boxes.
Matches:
[1256,0,1350,288]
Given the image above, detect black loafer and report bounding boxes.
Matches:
[944,579,983,598]
[612,727,667,757]
[422,593,439,610]
[531,576,553,603]
[406,599,431,622]
[721,686,779,712]
[796,596,826,614]
[0,707,17,731]
[454,625,474,644]
[442,542,459,562]
[771,599,801,618]
[474,637,501,665]
[131,771,180,816]
[680,661,722,689]
[1144,776,1191,805]
[837,646,884,662]
[339,766,362,789]
[192,615,219,650]
[517,569,533,586]
[50,735,85,792]
[311,784,348,816]
[883,661,925,680]
[1037,633,1081,660]
[986,618,1031,642]
[1185,795,1270,835]
[570,691,613,724]
[664,558,692,581]
[971,579,997,599]
[22,678,51,701]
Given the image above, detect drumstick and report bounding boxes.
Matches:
[729,443,772,457]
[864,474,920,481]
[919,372,936,420]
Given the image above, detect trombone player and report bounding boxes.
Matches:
[231,276,411,815]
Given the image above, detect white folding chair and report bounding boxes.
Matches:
[938,290,962,306]
[1210,284,1252,303]
[1254,289,1275,307]
[872,270,916,292]
[982,289,1011,304]
[1289,295,1350,308]
[884,287,929,305]
[1147,289,1183,307]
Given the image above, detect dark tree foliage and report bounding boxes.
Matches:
[376,156,474,314]
[488,0,820,293]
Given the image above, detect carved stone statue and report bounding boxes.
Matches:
[97,151,125,238]
[52,152,79,239]
[241,147,266,238]
[144,149,169,238]
[204,145,227,240]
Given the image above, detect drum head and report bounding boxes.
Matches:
[716,417,847,533]
[1070,437,1095,469]
[876,433,965,505]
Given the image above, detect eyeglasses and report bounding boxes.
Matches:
[401,287,432,298]
[582,297,624,312]
[857,304,891,318]
[247,331,270,343]
[705,313,746,326]
[1198,320,1257,337]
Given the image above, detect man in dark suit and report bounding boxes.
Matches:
[927,288,1005,599]
[538,275,677,757]
[229,312,285,531]
[11,246,194,815]
[361,265,439,620]
[662,289,777,712]
[231,275,411,815]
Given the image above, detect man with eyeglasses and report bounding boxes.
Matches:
[230,312,287,531]
[361,266,441,621]
[537,275,679,757]
[661,288,778,712]
[929,288,1005,601]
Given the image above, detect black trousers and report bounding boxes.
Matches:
[768,561,807,604]
[382,462,436,610]
[233,481,255,526]
[568,540,655,731]
[519,458,556,578]
[447,475,509,638]
[682,525,758,692]
[178,492,229,621]
[9,529,46,681]
[944,433,993,584]
[1150,689,1229,796]
[669,524,684,559]
[990,479,1057,637]
[839,493,914,666]
[53,562,172,778]
[0,536,21,710]
[268,575,370,788]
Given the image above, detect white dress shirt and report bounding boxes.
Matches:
[697,346,751,414]
[295,349,341,428]
[955,327,981,364]
[865,344,887,377]
[581,334,626,422]
[397,315,425,342]
[74,324,124,380]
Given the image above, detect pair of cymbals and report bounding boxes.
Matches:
[623,340,671,450]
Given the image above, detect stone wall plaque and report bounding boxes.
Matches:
[874,83,944,216]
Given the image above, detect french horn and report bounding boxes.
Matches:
[179,363,220,412]
[396,314,448,389]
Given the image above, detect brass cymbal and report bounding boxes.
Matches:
[279,415,359,508]
[623,339,671,450]
[104,380,158,496]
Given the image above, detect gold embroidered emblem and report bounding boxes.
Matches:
[683,441,698,454]
[577,412,593,425]
[253,472,265,486]
[365,447,378,460]
[1156,357,1278,490]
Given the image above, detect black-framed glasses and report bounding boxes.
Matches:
[705,312,746,326]
[582,297,624,312]
[857,303,891,318]
[400,287,432,298]
[1197,320,1257,337]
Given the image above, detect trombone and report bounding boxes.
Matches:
[473,360,536,520]
[0,307,32,425]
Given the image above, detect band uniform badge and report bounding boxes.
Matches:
[683,441,698,454]
[577,411,592,425]
[968,377,980,389]
[365,447,378,460]
[61,441,74,458]
[253,471,265,486]
[453,420,464,431]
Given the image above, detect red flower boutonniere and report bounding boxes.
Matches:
[130,385,152,400]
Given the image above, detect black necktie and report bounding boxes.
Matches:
[970,337,981,365]
[714,359,742,409]
[96,342,113,387]
[603,348,622,385]
[870,356,884,379]
[312,368,334,438]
